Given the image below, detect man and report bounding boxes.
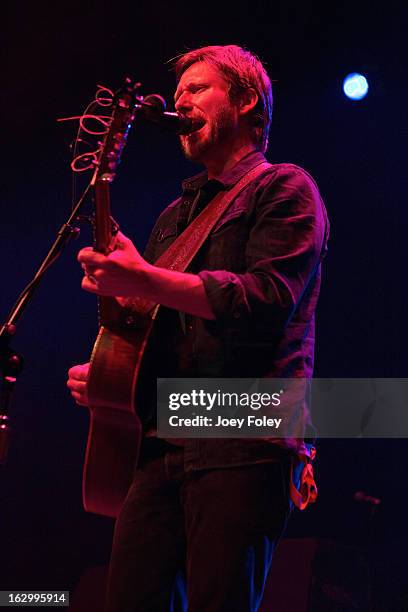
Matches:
[68,45,329,611]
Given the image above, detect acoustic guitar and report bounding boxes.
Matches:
[82,80,158,518]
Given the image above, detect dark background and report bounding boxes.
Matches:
[1,0,407,608]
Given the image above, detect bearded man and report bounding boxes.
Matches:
[67,45,329,612]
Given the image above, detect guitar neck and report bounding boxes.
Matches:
[89,79,140,328]
[94,180,119,327]
[94,181,112,254]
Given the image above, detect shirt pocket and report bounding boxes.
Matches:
[205,207,250,272]
[155,222,177,243]
[211,205,248,235]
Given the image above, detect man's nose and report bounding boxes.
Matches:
[175,92,193,113]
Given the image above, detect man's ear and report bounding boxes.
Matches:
[238,87,259,117]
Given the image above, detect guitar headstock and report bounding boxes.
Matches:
[93,78,140,185]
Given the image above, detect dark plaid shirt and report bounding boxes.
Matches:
[142,150,329,469]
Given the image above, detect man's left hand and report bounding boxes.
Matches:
[78,231,150,296]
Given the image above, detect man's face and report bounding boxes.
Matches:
[174,62,239,163]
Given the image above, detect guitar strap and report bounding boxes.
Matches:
[153,160,272,272]
[121,160,272,317]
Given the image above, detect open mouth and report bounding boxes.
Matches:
[188,119,206,135]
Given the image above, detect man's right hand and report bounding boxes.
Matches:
[67,362,90,406]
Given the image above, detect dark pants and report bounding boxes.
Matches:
[105,439,291,612]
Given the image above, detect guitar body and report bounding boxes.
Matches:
[83,302,159,518]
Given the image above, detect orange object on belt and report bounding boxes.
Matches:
[290,444,318,510]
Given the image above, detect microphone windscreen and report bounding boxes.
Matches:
[143,94,166,113]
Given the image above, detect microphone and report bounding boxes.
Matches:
[135,94,203,135]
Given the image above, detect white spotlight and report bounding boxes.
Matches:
[343,73,369,100]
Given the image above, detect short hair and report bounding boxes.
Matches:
[173,45,273,152]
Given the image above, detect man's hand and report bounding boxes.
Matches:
[77,230,215,319]
[67,362,90,406]
[78,231,151,297]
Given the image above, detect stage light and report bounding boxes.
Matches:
[343,73,369,100]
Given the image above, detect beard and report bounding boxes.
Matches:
[179,102,236,163]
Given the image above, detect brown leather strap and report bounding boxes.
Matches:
[154,160,272,272]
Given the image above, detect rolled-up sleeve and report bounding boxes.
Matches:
[198,165,328,331]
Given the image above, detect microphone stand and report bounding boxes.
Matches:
[0,181,93,464]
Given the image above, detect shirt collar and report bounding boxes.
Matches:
[181,150,266,193]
